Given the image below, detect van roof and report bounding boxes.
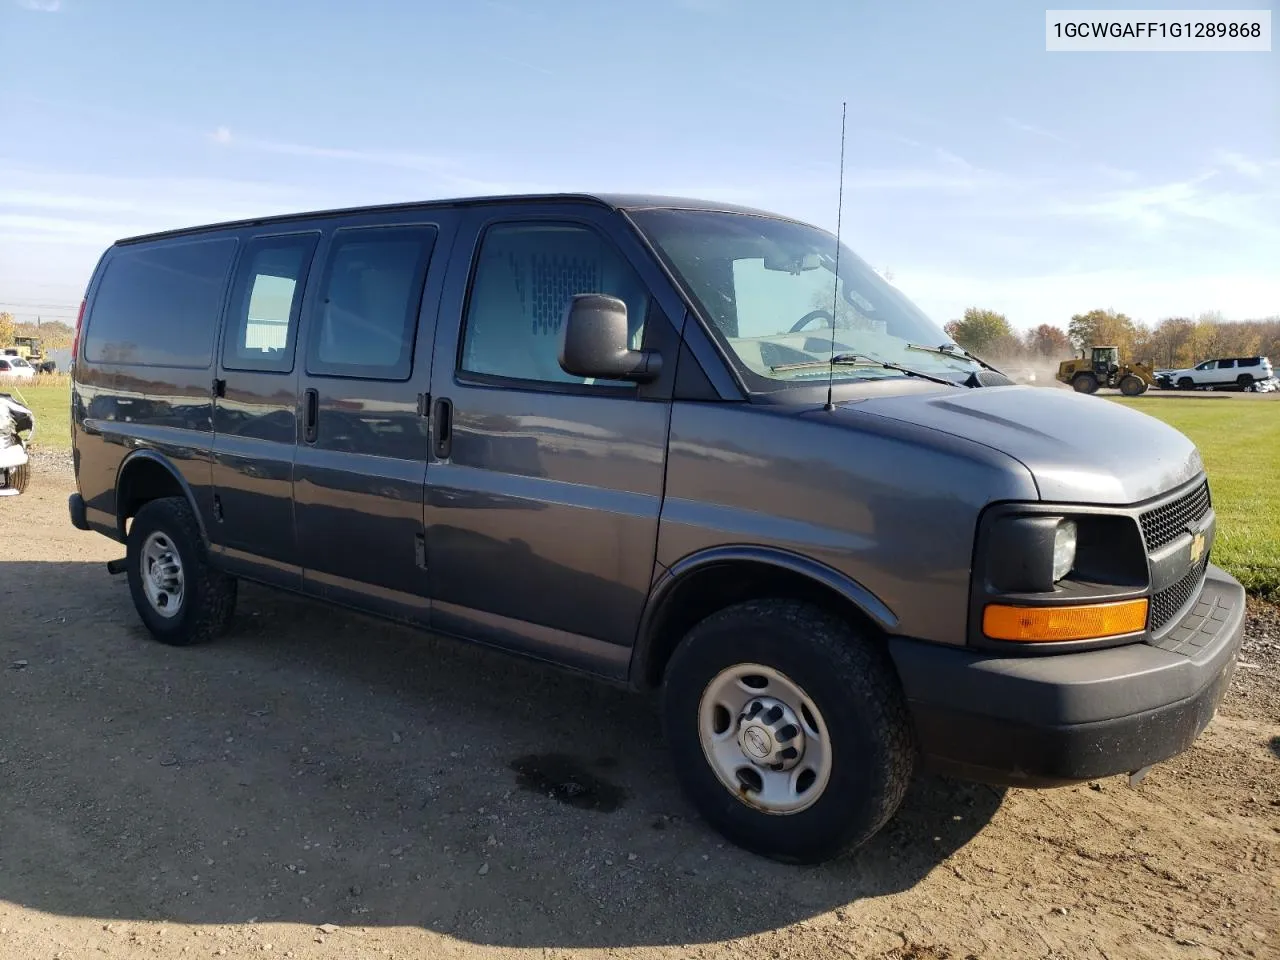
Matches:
[116,192,798,247]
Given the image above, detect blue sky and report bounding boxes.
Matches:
[1,0,1276,331]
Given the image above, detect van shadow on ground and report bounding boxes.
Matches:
[0,560,1004,949]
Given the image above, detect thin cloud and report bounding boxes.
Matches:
[1212,149,1278,181]
[1004,117,1073,146]
[933,147,974,171]
[211,126,232,145]
[16,0,61,10]
[1045,172,1280,240]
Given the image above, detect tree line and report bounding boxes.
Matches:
[944,308,1280,370]
[0,313,76,350]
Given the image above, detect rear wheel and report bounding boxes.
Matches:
[1236,374,1255,392]
[126,496,237,646]
[1072,373,1099,394]
[661,599,914,864]
[1119,375,1146,396]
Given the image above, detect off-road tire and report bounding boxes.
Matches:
[1119,375,1146,396]
[6,461,29,494]
[661,599,915,864]
[1072,373,1099,394]
[126,496,237,646]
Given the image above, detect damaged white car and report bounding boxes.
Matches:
[0,392,34,496]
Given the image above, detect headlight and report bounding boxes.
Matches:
[1052,520,1077,583]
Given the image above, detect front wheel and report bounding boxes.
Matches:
[126,496,237,646]
[1178,377,1195,390]
[1119,375,1146,396]
[661,600,914,864]
[1072,373,1099,394]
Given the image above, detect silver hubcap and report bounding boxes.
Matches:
[141,531,184,618]
[698,663,832,815]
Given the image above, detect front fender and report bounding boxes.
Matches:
[629,544,898,687]
[0,443,29,470]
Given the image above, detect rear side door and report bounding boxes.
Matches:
[211,229,321,588]
[423,203,679,678]
[293,211,456,624]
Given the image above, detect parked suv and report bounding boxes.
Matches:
[67,194,1244,863]
[1159,355,1275,391]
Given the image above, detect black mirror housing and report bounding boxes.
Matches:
[558,294,663,383]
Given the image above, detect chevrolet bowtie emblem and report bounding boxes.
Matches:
[1189,531,1206,565]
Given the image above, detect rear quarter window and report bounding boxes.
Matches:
[84,236,238,368]
[1238,357,1260,367]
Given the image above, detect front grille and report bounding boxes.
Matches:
[1150,556,1209,631]
[1139,481,1211,550]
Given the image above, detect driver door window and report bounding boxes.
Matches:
[460,222,648,388]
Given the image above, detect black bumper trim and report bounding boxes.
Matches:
[68,493,89,531]
[889,563,1245,787]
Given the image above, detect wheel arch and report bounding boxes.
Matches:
[114,451,208,544]
[629,546,897,690]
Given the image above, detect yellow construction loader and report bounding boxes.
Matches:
[1056,345,1156,396]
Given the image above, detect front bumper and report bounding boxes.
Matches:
[890,563,1245,787]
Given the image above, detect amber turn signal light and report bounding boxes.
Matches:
[983,598,1149,642]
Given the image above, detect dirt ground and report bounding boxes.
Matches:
[2,455,1277,960]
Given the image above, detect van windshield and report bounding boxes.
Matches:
[629,208,979,389]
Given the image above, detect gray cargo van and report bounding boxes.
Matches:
[67,194,1244,863]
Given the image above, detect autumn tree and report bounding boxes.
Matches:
[943,308,1013,355]
[1067,309,1138,356]
[0,312,15,348]
[13,319,74,350]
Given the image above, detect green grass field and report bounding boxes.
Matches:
[3,374,71,452]
[6,378,1276,597]
[1112,397,1279,600]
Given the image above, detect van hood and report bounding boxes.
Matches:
[848,385,1203,505]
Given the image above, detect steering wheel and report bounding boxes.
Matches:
[789,309,835,333]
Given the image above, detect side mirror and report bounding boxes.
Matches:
[559,294,663,383]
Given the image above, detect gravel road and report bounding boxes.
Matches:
[1,457,1277,960]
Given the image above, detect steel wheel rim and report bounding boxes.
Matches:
[141,531,184,619]
[697,663,833,815]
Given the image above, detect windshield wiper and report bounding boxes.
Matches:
[771,354,963,388]
[906,342,1002,374]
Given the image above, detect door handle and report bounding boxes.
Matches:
[303,388,319,444]
[432,397,453,460]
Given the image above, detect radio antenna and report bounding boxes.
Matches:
[824,101,848,412]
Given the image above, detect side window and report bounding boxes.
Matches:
[460,222,649,387]
[1217,359,1235,369]
[1239,357,1259,368]
[306,225,438,381]
[223,234,319,373]
[84,237,237,368]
